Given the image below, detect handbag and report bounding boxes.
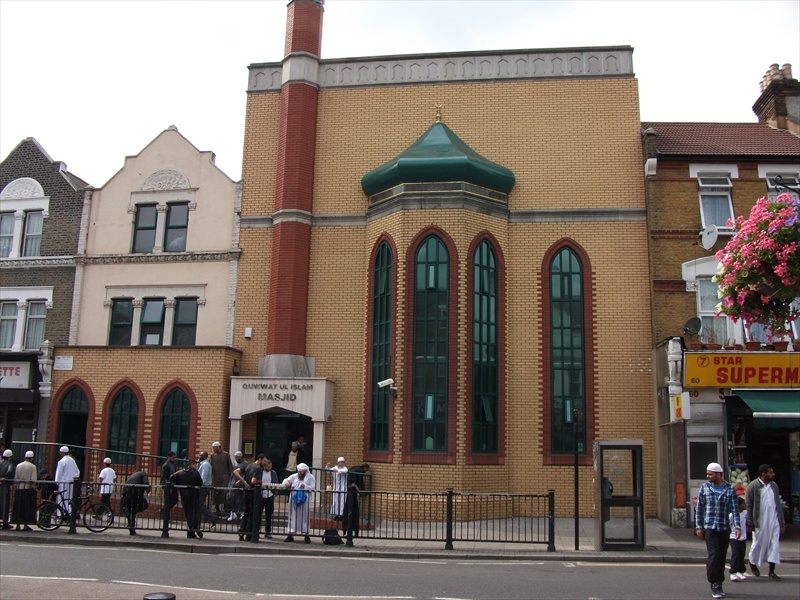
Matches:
[293,489,307,505]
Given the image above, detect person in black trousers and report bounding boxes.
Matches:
[170,459,204,539]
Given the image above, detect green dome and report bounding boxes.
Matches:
[361,122,515,197]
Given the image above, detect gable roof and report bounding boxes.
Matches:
[642,122,800,157]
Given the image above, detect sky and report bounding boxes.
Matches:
[1,0,798,186]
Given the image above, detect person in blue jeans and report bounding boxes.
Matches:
[695,462,741,599]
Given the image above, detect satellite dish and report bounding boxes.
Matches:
[683,317,702,335]
[700,225,719,250]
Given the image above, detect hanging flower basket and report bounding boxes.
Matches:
[714,193,800,339]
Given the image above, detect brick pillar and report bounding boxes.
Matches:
[265,0,324,374]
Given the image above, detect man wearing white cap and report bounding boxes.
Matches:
[0,449,14,529]
[13,450,37,530]
[54,446,80,514]
[98,458,116,509]
[282,462,315,543]
[209,442,232,515]
[696,462,741,599]
[325,457,348,521]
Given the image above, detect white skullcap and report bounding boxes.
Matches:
[60,446,69,453]
[337,457,345,463]
[706,462,724,473]
[234,450,243,457]
[212,441,221,447]
[2,449,11,457]
[25,451,34,458]
[296,463,309,472]
[103,457,112,464]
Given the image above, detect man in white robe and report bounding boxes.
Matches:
[325,456,348,520]
[746,463,785,580]
[54,446,80,514]
[282,462,315,543]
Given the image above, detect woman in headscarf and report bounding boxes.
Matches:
[282,463,315,543]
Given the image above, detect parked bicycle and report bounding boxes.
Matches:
[36,484,114,532]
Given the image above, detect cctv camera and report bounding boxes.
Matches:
[377,378,394,388]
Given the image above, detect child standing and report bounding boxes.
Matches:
[729,496,748,581]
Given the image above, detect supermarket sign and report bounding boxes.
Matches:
[684,352,800,388]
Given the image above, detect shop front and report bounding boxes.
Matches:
[0,342,53,448]
[684,350,800,524]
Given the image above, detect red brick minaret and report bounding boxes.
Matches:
[265,0,324,376]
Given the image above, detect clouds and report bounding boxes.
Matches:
[1,1,798,186]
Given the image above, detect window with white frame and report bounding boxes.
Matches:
[0,302,18,349]
[697,278,730,344]
[109,299,134,346]
[766,174,800,201]
[171,297,197,346]
[697,174,734,230]
[0,213,14,257]
[0,290,52,352]
[22,210,43,256]
[24,301,47,349]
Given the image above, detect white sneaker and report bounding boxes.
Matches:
[730,574,738,582]
[736,572,747,580]
[227,513,236,521]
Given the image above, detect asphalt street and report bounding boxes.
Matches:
[2,540,799,600]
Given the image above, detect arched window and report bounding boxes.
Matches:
[472,240,498,453]
[370,242,392,452]
[159,388,191,459]
[412,236,449,452]
[108,387,139,463]
[550,248,585,455]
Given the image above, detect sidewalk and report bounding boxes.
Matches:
[3,519,798,564]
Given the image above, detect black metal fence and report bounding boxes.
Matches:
[4,442,555,550]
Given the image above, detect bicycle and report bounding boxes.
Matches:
[36,484,114,532]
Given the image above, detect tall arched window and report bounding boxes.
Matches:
[370,242,393,452]
[472,240,498,453]
[159,388,191,459]
[108,387,139,463]
[550,248,585,455]
[412,236,449,452]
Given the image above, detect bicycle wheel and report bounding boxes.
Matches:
[36,501,65,531]
[83,503,114,532]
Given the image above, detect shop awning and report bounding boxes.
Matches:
[735,389,800,429]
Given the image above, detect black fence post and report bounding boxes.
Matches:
[161,483,172,538]
[547,489,556,552]
[68,477,80,534]
[344,485,356,547]
[251,486,262,543]
[445,488,454,550]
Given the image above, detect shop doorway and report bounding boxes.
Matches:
[56,386,89,476]
[256,409,313,475]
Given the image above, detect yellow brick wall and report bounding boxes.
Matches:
[49,346,240,456]
[240,75,655,517]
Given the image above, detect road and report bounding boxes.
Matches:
[1,540,798,600]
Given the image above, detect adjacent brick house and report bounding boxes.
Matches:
[644,64,800,526]
[231,0,655,516]
[0,138,89,447]
[46,127,242,475]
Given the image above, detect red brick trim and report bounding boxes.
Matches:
[100,379,147,455]
[152,380,200,458]
[49,378,96,446]
[363,233,398,464]
[654,280,688,293]
[540,238,596,467]
[465,231,506,466]
[401,226,459,465]
[284,0,324,57]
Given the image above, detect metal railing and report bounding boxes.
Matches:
[4,442,554,550]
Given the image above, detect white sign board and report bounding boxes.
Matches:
[0,362,31,388]
[54,356,74,371]
[671,391,692,421]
